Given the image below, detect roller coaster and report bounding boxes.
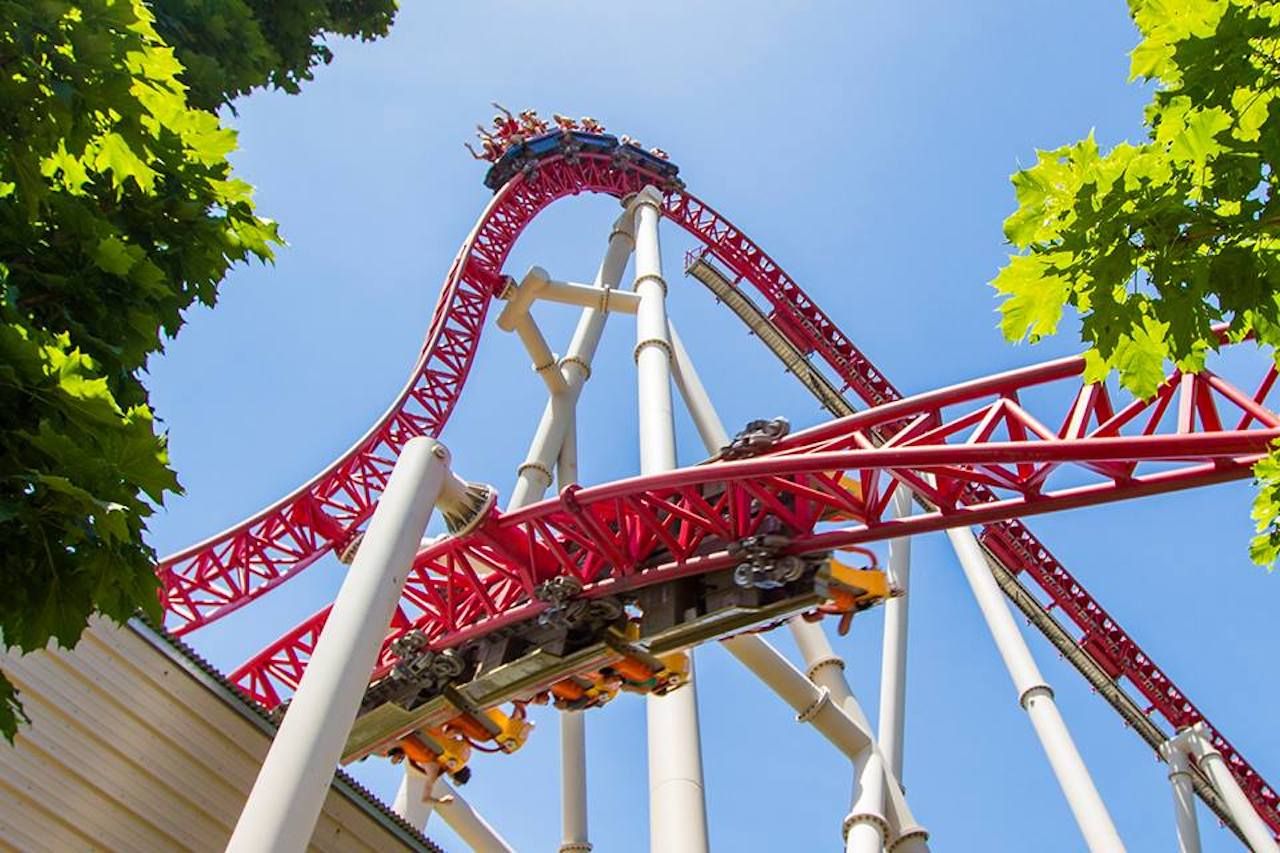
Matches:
[161,116,1280,852]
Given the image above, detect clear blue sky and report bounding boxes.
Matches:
[147,2,1277,850]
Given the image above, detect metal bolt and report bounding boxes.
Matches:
[431,444,447,459]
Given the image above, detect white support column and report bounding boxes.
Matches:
[946,526,1124,853]
[229,438,453,853]
[721,633,872,759]
[632,188,678,474]
[844,751,888,853]
[556,383,591,853]
[494,216,633,850]
[671,313,926,851]
[432,777,516,853]
[668,323,729,451]
[1159,738,1202,853]
[878,488,914,783]
[508,215,634,509]
[559,710,592,853]
[1179,724,1278,852]
[632,185,709,853]
[789,618,889,853]
[394,763,441,830]
[883,773,930,853]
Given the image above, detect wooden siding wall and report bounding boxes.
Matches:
[0,620,426,852]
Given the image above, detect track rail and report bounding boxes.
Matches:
[233,353,1275,695]
[686,255,1270,840]
[161,150,1280,837]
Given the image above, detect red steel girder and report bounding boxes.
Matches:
[230,352,1277,707]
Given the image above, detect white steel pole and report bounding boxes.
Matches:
[671,315,926,850]
[720,633,872,759]
[228,437,452,853]
[556,389,591,853]
[945,526,1124,852]
[883,774,930,853]
[394,762,441,829]
[632,186,709,853]
[844,751,887,853]
[668,323,729,452]
[878,488,914,782]
[1182,724,1278,852]
[559,710,592,853]
[789,618,889,853]
[508,215,634,508]
[1159,739,1202,853]
[432,777,516,853]
[632,188,678,473]
[494,216,633,850]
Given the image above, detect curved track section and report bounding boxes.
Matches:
[157,153,890,636]
[161,149,1280,835]
[158,156,663,634]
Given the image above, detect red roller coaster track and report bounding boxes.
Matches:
[157,150,1280,836]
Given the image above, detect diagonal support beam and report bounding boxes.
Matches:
[668,315,927,849]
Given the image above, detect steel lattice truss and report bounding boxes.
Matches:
[157,151,1280,837]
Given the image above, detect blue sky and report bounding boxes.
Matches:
[147,2,1277,850]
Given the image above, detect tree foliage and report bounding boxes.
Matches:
[0,0,394,741]
[992,0,1280,566]
[151,0,396,110]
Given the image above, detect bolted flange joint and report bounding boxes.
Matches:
[517,460,553,484]
[437,470,497,538]
[633,272,668,296]
[796,686,831,724]
[888,826,931,851]
[633,336,673,363]
[805,655,846,683]
[842,811,890,842]
[559,354,591,381]
[336,531,364,565]
[1018,682,1055,710]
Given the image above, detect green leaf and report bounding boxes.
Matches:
[1167,106,1231,169]
[1251,444,1280,569]
[93,236,137,277]
[1110,317,1171,398]
[1230,86,1273,143]
[0,675,29,745]
[92,132,157,194]
[992,253,1073,342]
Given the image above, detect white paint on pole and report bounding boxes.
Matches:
[721,633,872,758]
[556,380,590,853]
[559,711,592,853]
[788,618,897,852]
[878,488,914,782]
[1180,724,1278,852]
[844,751,887,853]
[632,186,709,853]
[432,777,516,853]
[669,319,927,850]
[632,188,678,476]
[946,526,1124,852]
[394,762,442,828]
[668,322,730,451]
[508,216,634,509]
[1159,739,1202,853]
[228,438,451,853]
